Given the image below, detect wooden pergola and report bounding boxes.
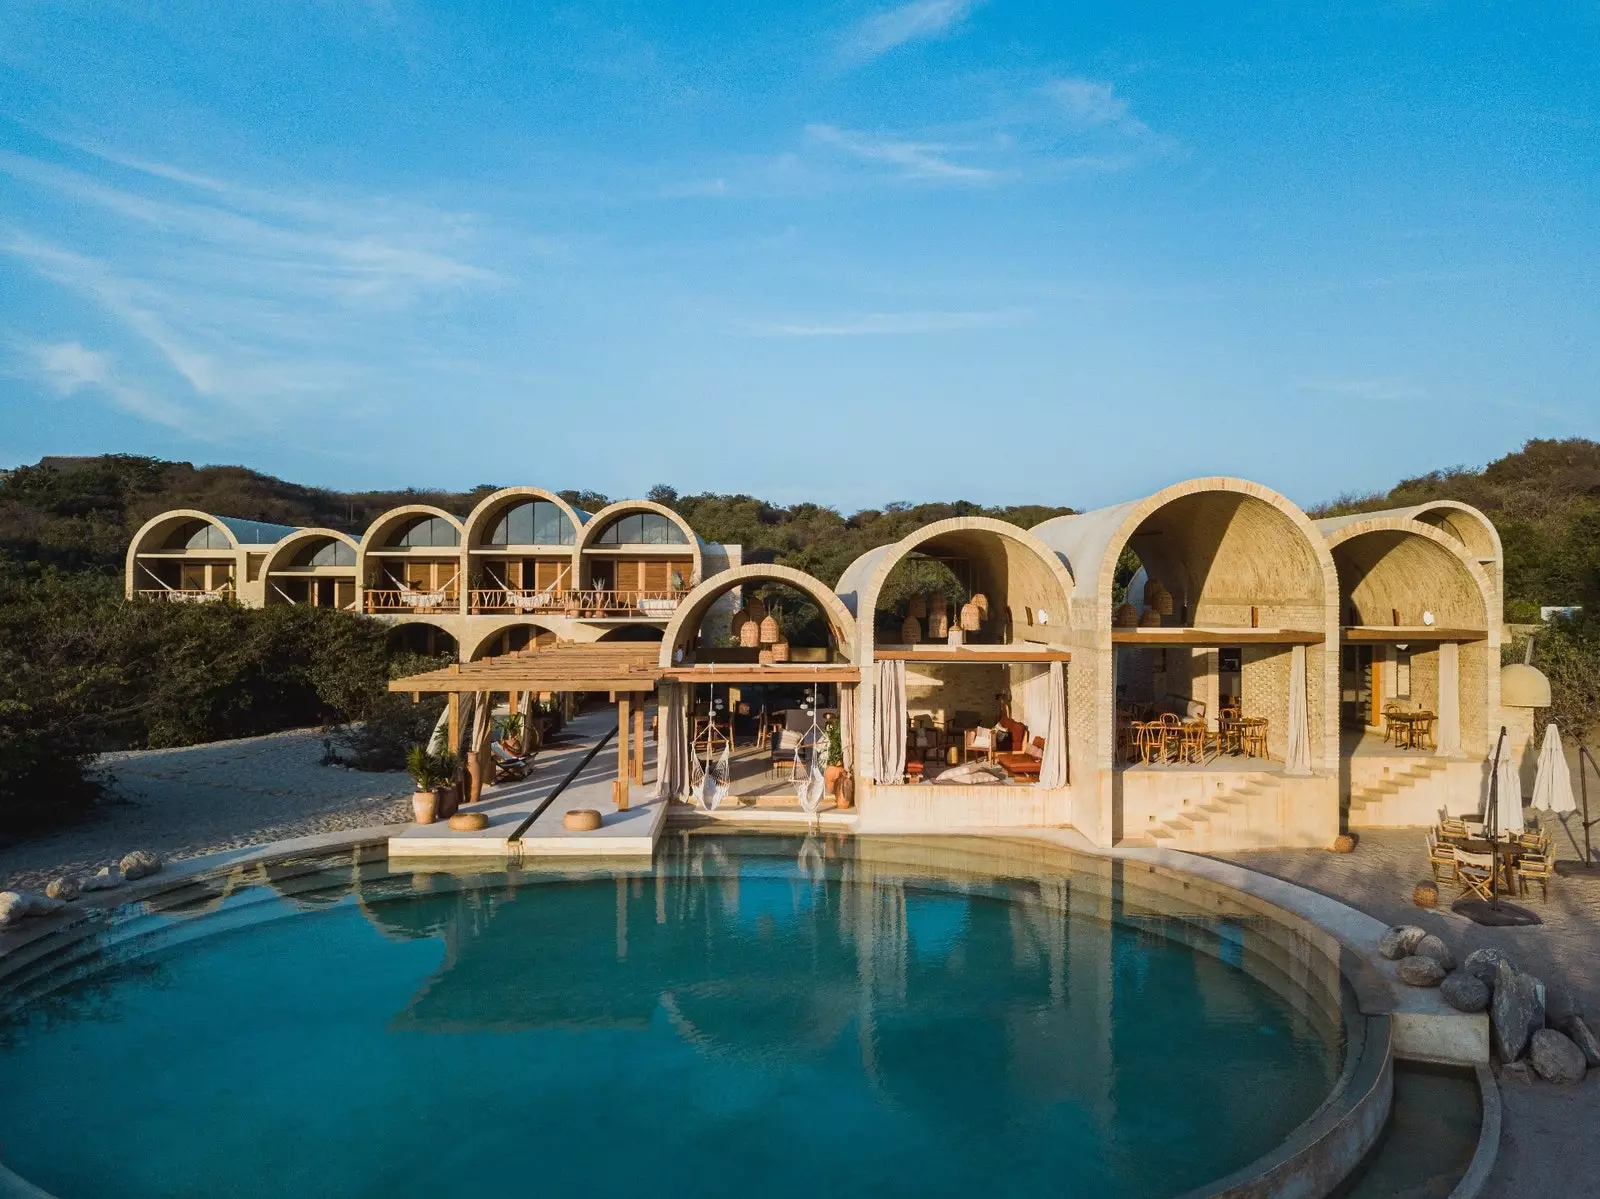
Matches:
[391,644,664,809]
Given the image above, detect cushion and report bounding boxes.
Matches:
[1025,737,1044,759]
[969,727,992,749]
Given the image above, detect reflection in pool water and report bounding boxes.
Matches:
[0,834,1343,1199]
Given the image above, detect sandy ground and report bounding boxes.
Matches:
[1216,823,1600,1199]
[0,729,412,892]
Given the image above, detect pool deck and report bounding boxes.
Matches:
[389,712,669,861]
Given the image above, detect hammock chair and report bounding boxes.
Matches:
[791,685,826,814]
[689,688,731,812]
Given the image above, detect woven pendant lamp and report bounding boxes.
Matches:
[771,640,790,663]
[1139,607,1163,627]
[907,593,927,620]
[902,615,923,644]
[1148,580,1174,616]
[971,593,989,618]
[745,595,767,623]
[928,609,949,640]
[758,613,780,645]
[758,647,774,665]
[739,614,762,647]
[959,601,981,632]
[930,593,948,621]
[731,609,749,641]
[1114,602,1138,628]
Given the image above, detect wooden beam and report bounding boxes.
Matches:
[664,665,861,684]
[447,692,461,754]
[1341,626,1485,643]
[873,647,1073,662]
[616,694,631,811]
[633,704,645,785]
[1110,628,1323,647]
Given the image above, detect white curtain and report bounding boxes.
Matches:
[471,691,492,753]
[652,681,691,800]
[1436,641,1462,757]
[874,660,907,784]
[519,690,535,748]
[1284,645,1312,776]
[1533,723,1577,814]
[427,702,450,754]
[1038,661,1068,788]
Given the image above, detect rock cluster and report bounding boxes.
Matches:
[45,875,82,901]
[0,851,164,931]
[1377,928,1592,1084]
[120,850,162,880]
[0,890,65,928]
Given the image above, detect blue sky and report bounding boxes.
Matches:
[1,1,1595,510]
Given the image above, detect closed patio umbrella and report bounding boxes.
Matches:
[1494,743,1525,834]
[1532,723,1577,814]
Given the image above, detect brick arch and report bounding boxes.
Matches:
[658,564,857,667]
[574,499,703,586]
[462,486,585,548]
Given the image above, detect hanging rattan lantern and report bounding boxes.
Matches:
[758,647,774,665]
[971,593,989,618]
[1139,607,1163,627]
[902,615,923,644]
[770,640,790,663]
[745,595,767,623]
[759,613,780,645]
[1114,602,1139,628]
[959,602,981,632]
[731,609,749,641]
[739,616,762,647]
[930,592,948,618]
[1148,580,1174,616]
[907,593,927,620]
[928,610,949,640]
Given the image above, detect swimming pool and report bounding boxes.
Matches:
[0,833,1349,1198]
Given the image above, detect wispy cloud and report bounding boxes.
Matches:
[1043,78,1149,136]
[0,142,505,433]
[840,0,982,63]
[741,308,1029,337]
[1296,377,1428,403]
[805,123,995,181]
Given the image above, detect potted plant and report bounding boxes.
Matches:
[405,745,441,824]
[824,716,848,805]
[501,713,524,757]
[434,749,462,817]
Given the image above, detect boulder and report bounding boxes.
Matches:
[119,850,162,881]
[1379,925,1427,961]
[1543,981,1579,1029]
[79,867,124,892]
[1464,948,1512,989]
[0,890,66,928]
[1499,1060,1532,1085]
[1413,934,1456,972]
[1563,1016,1600,1068]
[1441,972,1491,1013]
[1395,955,1446,987]
[45,875,82,902]
[1529,1029,1587,1084]
[1491,960,1546,1062]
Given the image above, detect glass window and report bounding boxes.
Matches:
[297,539,356,567]
[171,521,230,550]
[486,501,575,546]
[389,516,460,548]
[594,511,686,545]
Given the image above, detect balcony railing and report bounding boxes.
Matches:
[137,588,235,603]
[364,588,459,614]
[467,588,687,618]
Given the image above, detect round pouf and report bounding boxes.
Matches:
[1331,834,1357,854]
[1412,881,1439,909]
[448,812,489,831]
[563,809,603,832]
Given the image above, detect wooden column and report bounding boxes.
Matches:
[448,692,462,754]
[616,694,631,810]
[633,703,646,784]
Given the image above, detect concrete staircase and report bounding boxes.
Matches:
[1344,759,1451,828]
[1117,775,1284,851]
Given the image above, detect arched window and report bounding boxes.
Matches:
[293,539,357,568]
[167,521,231,550]
[387,516,460,548]
[593,511,687,545]
[486,501,575,546]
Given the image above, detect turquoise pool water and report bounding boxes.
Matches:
[0,834,1342,1198]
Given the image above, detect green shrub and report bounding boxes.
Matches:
[1505,599,1541,624]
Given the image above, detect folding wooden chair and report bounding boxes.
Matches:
[1453,849,1495,901]
[1426,829,1458,882]
[1514,851,1554,901]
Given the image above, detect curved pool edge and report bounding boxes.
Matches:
[1,821,1481,1199]
[1447,1065,1502,1199]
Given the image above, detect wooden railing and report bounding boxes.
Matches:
[467,588,688,617]
[364,588,459,614]
[136,588,235,603]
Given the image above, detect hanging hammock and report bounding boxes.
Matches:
[796,745,825,815]
[694,740,730,812]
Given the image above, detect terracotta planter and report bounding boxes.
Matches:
[439,783,461,819]
[824,764,845,798]
[411,789,439,825]
[836,770,855,811]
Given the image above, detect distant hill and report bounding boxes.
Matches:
[1310,438,1600,612]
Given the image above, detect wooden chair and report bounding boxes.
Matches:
[1134,721,1164,764]
[996,737,1044,781]
[1116,720,1137,763]
[1514,852,1554,901]
[1408,711,1436,751]
[1438,816,1468,842]
[1157,713,1183,763]
[1382,703,1405,745]
[1425,829,1458,882]
[1240,717,1268,759]
[1453,849,1495,901]
[964,725,996,763]
[1179,719,1207,764]
[1217,713,1243,756]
